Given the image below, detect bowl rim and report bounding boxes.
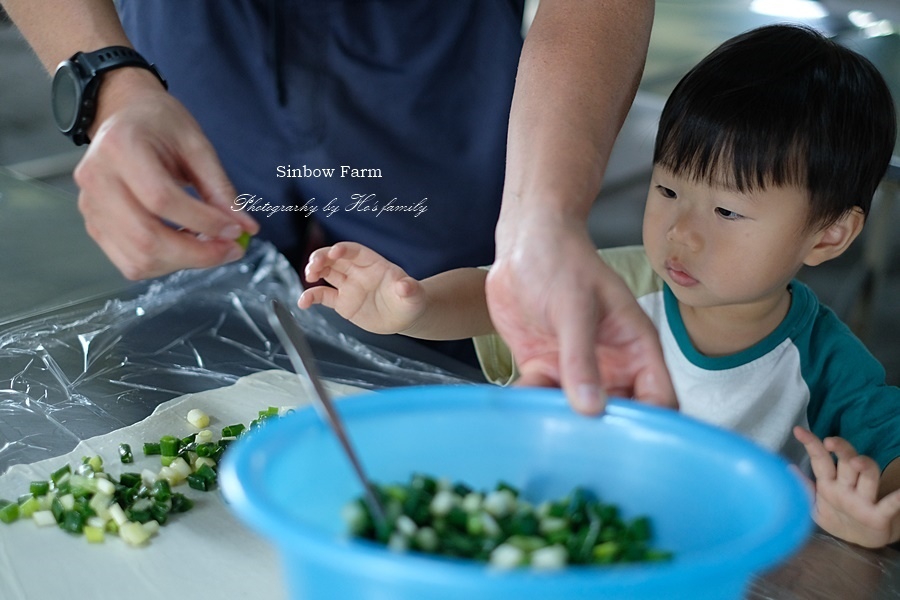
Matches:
[219,384,812,589]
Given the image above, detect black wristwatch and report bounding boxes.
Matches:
[51,46,167,146]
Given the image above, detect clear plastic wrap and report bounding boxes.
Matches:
[0,241,475,474]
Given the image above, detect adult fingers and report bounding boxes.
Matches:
[115,141,247,240]
[556,305,606,415]
[631,339,677,409]
[515,369,564,390]
[177,132,259,235]
[77,171,243,279]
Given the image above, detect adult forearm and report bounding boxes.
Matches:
[2,0,130,72]
[499,0,654,234]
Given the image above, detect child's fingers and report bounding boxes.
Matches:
[304,247,336,283]
[875,487,900,522]
[298,286,338,310]
[825,436,862,488]
[794,426,837,481]
[306,245,336,268]
[851,455,881,500]
[329,241,371,264]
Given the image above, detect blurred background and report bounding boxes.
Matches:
[1,0,898,382]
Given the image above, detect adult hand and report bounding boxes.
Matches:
[794,427,900,548]
[74,68,259,280]
[486,216,677,415]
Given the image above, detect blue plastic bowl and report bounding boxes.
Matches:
[220,385,811,600]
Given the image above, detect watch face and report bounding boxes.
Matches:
[52,64,81,133]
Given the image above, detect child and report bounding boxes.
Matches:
[298,24,900,548]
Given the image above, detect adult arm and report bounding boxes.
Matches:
[2,0,258,279]
[486,0,676,413]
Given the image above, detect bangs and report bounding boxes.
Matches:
[654,94,810,194]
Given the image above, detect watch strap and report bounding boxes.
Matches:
[59,46,167,145]
[71,46,166,86]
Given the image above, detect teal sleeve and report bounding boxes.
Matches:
[798,294,900,472]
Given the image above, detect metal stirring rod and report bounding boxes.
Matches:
[268,299,388,527]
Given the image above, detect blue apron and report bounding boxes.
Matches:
[118,0,524,368]
[118,0,524,281]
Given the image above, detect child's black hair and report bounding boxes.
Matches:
[654,24,896,229]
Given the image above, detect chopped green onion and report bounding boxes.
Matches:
[346,474,672,569]
[29,481,50,496]
[83,525,105,543]
[186,408,210,429]
[118,443,134,464]
[221,424,245,438]
[50,464,71,485]
[143,442,161,456]
[0,500,20,524]
[159,435,180,457]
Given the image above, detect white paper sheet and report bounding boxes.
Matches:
[0,370,366,600]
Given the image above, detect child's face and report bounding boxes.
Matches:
[642,165,822,312]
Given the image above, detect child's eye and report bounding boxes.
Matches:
[715,207,744,220]
[655,185,677,199]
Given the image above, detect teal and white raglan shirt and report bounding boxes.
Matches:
[474,246,900,471]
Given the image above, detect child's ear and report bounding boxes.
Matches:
[803,207,865,267]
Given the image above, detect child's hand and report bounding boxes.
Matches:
[793,426,900,548]
[298,242,427,335]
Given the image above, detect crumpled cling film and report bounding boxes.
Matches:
[0,241,472,475]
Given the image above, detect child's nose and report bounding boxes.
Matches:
[666,210,702,250]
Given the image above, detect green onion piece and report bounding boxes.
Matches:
[159,435,180,457]
[150,503,169,526]
[87,455,104,472]
[194,464,217,484]
[236,231,252,250]
[0,501,19,524]
[151,480,171,502]
[118,472,142,489]
[221,424,245,438]
[170,493,194,513]
[50,496,65,523]
[118,443,134,464]
[83,525,105,543]
[186,473,210,492]
[258,406,279,419]
[125,507,152,524]
[61,510,86,534]
[50,464,71,484]
[18,496,41,519]
[143,442,161,456]
[195,442,216,458]
[29,480,50,496]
